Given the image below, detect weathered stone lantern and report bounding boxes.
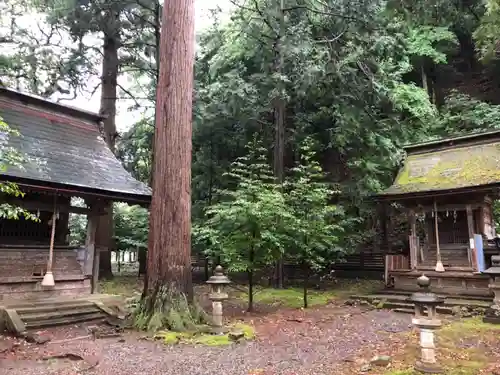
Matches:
[408,275,444,374]
[482,255,500,324]
[206,265,231,334]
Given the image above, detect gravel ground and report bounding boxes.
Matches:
[0,306,412,375]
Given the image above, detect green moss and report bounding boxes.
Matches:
[99,276,142,297]
[388,142,500,194]
[236,281,383,309]
[252,288,337,308]
[445,361,484,375]
[192,334,233,346]
[147,311,165,332]
[440,317,500,338]
[154,323,255,346]
[382,317,498,375]
[384,369,415,375]
[375,298,387,309]
[233,323,256,339]
[154,331,194,344]
[345,279,384,295]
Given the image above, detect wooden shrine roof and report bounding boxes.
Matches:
[379,130,500,199]
[0,87,151,204]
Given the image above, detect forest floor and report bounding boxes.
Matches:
[1,277,500,375]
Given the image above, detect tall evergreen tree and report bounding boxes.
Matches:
[145,0,195,299]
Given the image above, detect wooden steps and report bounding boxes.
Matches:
[375,289,491,301]
[350,292,491,315]
[0,295,124,334]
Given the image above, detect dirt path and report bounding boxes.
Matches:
[0,306,411,375]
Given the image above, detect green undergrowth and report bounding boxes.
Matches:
[384,317,500,375]
[439,316,500,338]
[235,279,382,309]
[245,287,337,308]
[153,323,255,346]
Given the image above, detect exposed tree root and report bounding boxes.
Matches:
[133,284,210,332]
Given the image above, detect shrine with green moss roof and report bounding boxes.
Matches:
[378,130,500,297]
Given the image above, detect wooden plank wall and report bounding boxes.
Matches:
[384,254,409,285]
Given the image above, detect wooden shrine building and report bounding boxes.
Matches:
[0,87,151,302]
[379,130,500,297]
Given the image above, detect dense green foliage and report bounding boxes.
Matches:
[68,202,148,252]
[4,0,500,284]
[284,139,346,271]
[0,117,38,220]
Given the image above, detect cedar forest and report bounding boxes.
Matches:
[2,0,500,309]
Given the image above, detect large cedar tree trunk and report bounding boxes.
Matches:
[144,0,195,299]
[97,15,120,279]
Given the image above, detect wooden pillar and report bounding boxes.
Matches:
[433,200,445,272]
[409,209,417,269]
[55,196,71,244]
[85,201,100,293]
[466,204,477,271]
[374,206,381,253]
[381,202,391,253]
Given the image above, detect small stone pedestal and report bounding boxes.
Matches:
[482,255,500,324]
[409,275,444,374]
[206,265,231,335]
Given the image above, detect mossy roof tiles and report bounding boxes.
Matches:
[381,139,500,196]
[0,88,151,203]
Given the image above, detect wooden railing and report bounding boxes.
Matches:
[333,251,386,272]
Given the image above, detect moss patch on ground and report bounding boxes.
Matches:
[253,288,337,308]
[99,276,143,297]
[153,323,255,346]
[100,276,383,312]
[382,317,500,375]
[235,280,382,309]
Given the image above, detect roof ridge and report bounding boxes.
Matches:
[0,98,98,133]
[404,129,500,153]
[0,87,104,123]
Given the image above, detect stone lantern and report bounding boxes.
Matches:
[408,275,444,374]
[482,255,500,324]
[206,265,231,334]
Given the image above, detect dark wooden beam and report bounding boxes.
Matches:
[408,202,485,213]
[2,198,108,215]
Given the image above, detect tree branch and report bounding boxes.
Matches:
[229,0,278,37]
[282,5,367,24]
[315,30,346,44]
[116,82,142,108]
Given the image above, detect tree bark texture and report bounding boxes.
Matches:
[97,14,120,279]
[146,0,195,299]
[248,247,255,312]
[148,0,161,190]
[273,0,286,289]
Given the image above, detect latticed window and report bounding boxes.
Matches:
[0,212,51,244]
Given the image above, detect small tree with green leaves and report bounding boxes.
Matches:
[194,135,292,311]
[0,116,37,221]
[284,138,347,308]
